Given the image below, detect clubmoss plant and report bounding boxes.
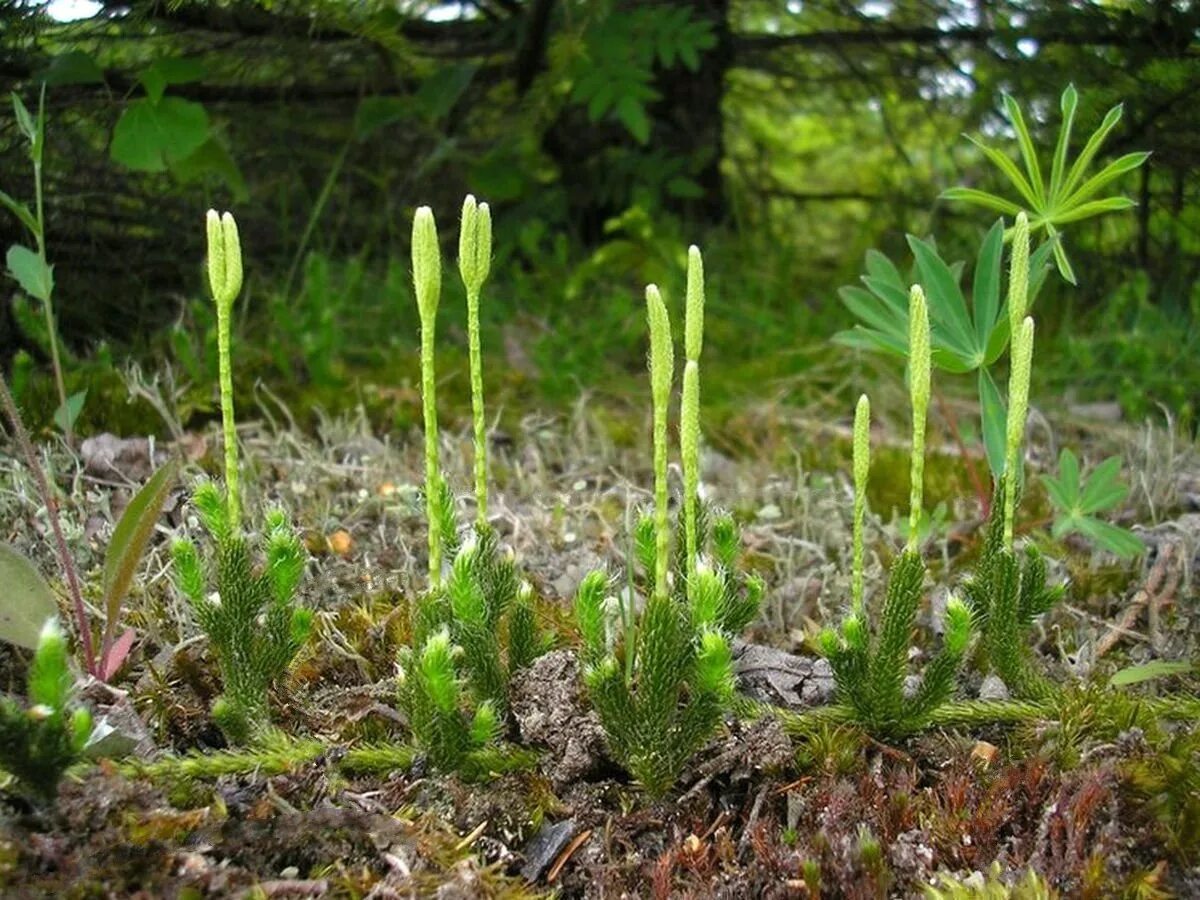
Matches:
[574,262,756,796]
[459,194,492,528]
[819,287,975,737]
[399,201,550,774]
[962,225,1062,700]
[0,619,95,804]
[173,210,313,744]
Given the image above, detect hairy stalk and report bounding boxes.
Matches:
[851,393,870,616]
[206,210,245,531]
[907,285,930,550]
[681,246,705,598]
[413,206,444,587]
[459,195,493,528]
[1004,317,1035,549]
[0,371,93,672]
[1002,212,1033,547]
[646,284,673,600]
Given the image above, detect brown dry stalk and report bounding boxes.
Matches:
[1094,543,1180,658]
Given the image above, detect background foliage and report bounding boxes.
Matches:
[1,0,1197,427]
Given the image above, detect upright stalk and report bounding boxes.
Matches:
[645,285,674,600]
[680,246,704,598]
[907,286,931,551]
[413,207,444,587]
[851,393,870,616]
[459,195,493,529]
[206,211,245,532]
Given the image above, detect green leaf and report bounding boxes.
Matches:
[972,220,1004,348]
[907,236,978,359]
[1057,449,1081,500]
[1003,93,1045,206]
[864,249,906,289]
[415,63,477,121]
[140,57,207,103]
[0,189,38,235]
[11,93,36,144]
[1049,84,1077,200]
[831,326,908,358]
[0,543,59,649]
[102,461,177,638]
[615,95,651,143]
[1052,197,1136,226]
[1109,660,1193,688]
[1061,152,1149,211]
[939,187,1023,216]
[979,368,1007,478]
[967,135,1040,210]
[1078,456,1128,514]
[53,389,87,434]
[839,285,906,339]
[1074,516,1143,558]
[168,138,248,200]
[353,96,415,140]
[6,244,53,302]
[1046,223,1076,285]
[1061,103,1124,200]
[38,51,104,86]
[110,97,210,172]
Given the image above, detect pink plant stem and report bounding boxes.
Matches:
[0,372,96,674]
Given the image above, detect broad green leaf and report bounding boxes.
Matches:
[1061,103,1124,200]
[930,346,976,374]
[140,57,207,103]
[39,51,104,86]
[861,275,910,320]
[839,285,906,338]
[1049,84,1077,199]
[1057,449,1081,499]
[967,135,1040,210]
[831,327,908,358]
[110,97,210,172]
[864,249,906,289]
[0,188,38,235]
[0,543,59,649]
[1078,456,1128,514]
[979,368,1007,477]
[1053,197,1136,225]
[907,235,978,358]
[168,138,249,201]
[1040,475,1073,514]
[103,461,177,634]
[1110,660,1193,688]
[972,220,1004,348]
[53,389,87,434]
[939,187,1022,216]
[6,244,53,301]
[1003,93,1045,206]
[1074,516,1143,558]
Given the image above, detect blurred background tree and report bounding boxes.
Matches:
[1,0,1196,427]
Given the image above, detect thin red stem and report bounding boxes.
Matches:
[0,373,96,674]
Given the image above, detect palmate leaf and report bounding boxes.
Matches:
[945,86,1148,285]
[1041,449,1141,558]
